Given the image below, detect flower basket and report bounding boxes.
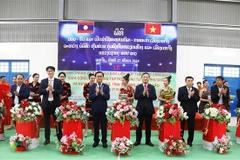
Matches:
[15,146,26,152]
[55,101,89,123]
[115,150,128,156]
[9,134,31,151]
[217,149,227,154]
[161,137,189,156]
[62,150,79,155]
[156,103,188,126]
[10,100,42,122]
[106,101,138,127]
[111,137,133,156]
[57,132,85,155]
[213,135,232,154]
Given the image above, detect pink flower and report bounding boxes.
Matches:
[124,106,129,112]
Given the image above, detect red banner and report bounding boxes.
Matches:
[202,119,226,142]
[111,120,130,141]
[16,120,39,138]
[63,119,83,140]
[158,121,181,142]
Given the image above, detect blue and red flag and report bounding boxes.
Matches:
[78,22,94,34]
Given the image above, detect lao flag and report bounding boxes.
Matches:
[145,23,161,35]
[78,22,94,33]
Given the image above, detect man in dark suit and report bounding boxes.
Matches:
[39,66,63,145]
[236,88,240,108]
[134,72,157,147]
[9,74,30,106]
[7,74,30,130]
[211,76,230,107]
[178,76,199,147]
[89,71,110,148]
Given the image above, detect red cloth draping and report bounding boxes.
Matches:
[158,121,181,142]
[63,119,83,140]
[16,120,40,138]
[236,121,240,137]
[202,119,226,142]
[111,120,130,141]
[0,82,11,125]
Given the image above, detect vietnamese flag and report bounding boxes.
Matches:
[78,22,94,34]
[145,23,161,35]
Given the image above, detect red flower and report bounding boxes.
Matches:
[164,112,170,119]
[164,104,171,110]
[69,101,74,106]
[167,140,172,145]
[113,103,119,109]
[219,105,226,110]
[212,103,218,108]
[21,100,29,108]
[173,104,178,109]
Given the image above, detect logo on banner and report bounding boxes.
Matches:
[78,22,94,33]
[144,23,161,35]
[114,28,124,36]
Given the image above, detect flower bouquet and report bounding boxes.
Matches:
[235,108,240,117]
[156,103,188,125]
[10,100,42,122]
[0,100,6,115]
[202,104,231,123]
[0,100,6,140]
[111,137,134,156]
[0,100,6,126]
[9,133,31,151]
[106,101,138,127]
[55,101,89,123]
[57,132,85,154]
[161,137,190,156]
[213,135,233,154]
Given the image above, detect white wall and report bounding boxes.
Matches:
[1,43,240,88]
[177,45,240,88]
[0,43,58,81]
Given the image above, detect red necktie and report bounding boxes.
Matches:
[144,84,147,89]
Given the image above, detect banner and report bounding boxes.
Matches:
[58,21,177,106]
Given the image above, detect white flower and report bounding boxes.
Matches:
[226,113,231,119]
[205,109,210,115]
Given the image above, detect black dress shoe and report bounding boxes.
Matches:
[134,141,140,146]
[227,129,230,132]
[44,140,50,145]
[146,142,154,147]
[92,142,99,148]
[187,142,192,147]
[102,143,108,148]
